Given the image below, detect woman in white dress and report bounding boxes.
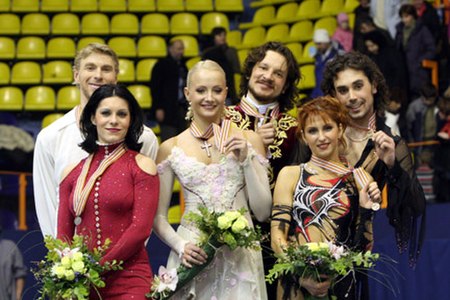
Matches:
[153,60,272,299]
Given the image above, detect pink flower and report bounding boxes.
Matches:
[56,247,80,258]
[327,242,346,260]
[157,266,178,292]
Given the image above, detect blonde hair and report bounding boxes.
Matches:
[73,43,119,74]
[186,59,226,88]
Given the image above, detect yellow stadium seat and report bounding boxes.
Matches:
[77,37,105,50]
[265,2,298,25]
[12,0,38,12]
[47,37,76,59]
[111,13,139,35]
[314,16,337,36]
[156,0,184,12]
[136,58,157,82]
[237,49,249,70]
[167,205,181,224]
[21,13,50,35]
[70,0,98,12]
[265,24,289,43]
[57,86,80,110]
[41,0,69,12]
[234,73,241,95]
[170,13,199,35]
[99,0,126,12]
[128,0,155,12]
[317,0,344,18]
[186,56,201,70]
[294,0,321,21]
[227,30,242,48]
[185,0,213,12]
[16,37,46,60]
[0,87,23,110]
[171,35,198,58]
[25,86,56,111]
[344,0,359,13]
[298,41,316,65]
[128,85,152,109]
[200,12,229,35]
[0,0,10,12]
[137,36,167,58]
[141,13,170,35]
[42,113,64,128]
[151,124,160,134]
[51,13,80,35]
[298,64,316,90]
[0,13,20,35]
[81,13,109,35]
[0,62,10,85]
[108,37,136,58]
[215,0,244,13]
[285,42,303,64]
[287,20,314,43]
[118,58,135,82]
[239,6,275,30]
[43,61,73,84]
[348,13,355,29]
[0,37,15,59]
[239,26,266,49]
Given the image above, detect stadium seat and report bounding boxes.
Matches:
[81,13,109,35]
[287,20,314,43]
[170,13,199,35]
[171,35,199,58]
[70,0,98,12]
[42,113,64,128]
[265,2,298,25]
[57,86,80,110]
[41,0,69,12]
[16,37,46,60]
[156,0,184,12]
[0,62,10,84]
[47,37,76,59]
[51,13,80,35]
[317,0,344,18]
[141,13,170,35]
[215,0,244,13]
[314,16,337,36]
[227,30,242,48]
[265,24,289,43]
[136,58,157,82]
[11,61,41,84]
[118,58,135,82]
[77,37,105,50]
[0,0,10,12]
[99,0,126,12]
[137,36,167,58]
[128,85,151,109]
[108,37,136,58]
[21,13,50,35]
[111,13,139,35]
[0,14,20,35]
[344,0,359,13]
[294,0,321,21]
[0,37,15,59]
[43,61,73,84]
[25,86,56,111]
[200,12,229,35]
[0,87,23,110]
[238,26,266,49]
[12,0,39,12]
[128,0,155,12]
[186,56,200,70]
[237,49,249,70]
[298,41,316,65]
[185,0,213,12]
[298,64,316,90]
[239,6,275,30]
[285,42,303,64]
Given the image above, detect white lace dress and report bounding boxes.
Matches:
[155,146,271,300]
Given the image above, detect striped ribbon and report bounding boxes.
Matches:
[73,143,126,218]
[349,113,376,132]
[189,119,232,154]
[240,97,280,123]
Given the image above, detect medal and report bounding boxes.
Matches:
[74,216,82,225]
[371,202,380,211]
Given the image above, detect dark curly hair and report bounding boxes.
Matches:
[79,84,144,153]
[239,41,300,112]
[320,51,390,116]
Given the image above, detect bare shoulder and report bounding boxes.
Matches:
[135,154,157,175]
[155,137,177,164]
[277,165,301,187]
[60,162,79,183]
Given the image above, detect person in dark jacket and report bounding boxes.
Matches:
[412,0,442,45]
[395,4,436,99]
[150,39,189,141]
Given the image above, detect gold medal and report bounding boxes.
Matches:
[74,216,82,225]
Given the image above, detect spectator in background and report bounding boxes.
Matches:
[370,0,407,39]
[412,0,442,45]
[150,39,189,141]
[310,29,345,98]
[0,225,26,300]
[202,27,241,105]
[333,12,354,52]
[353,0,371,52]
[356,17,395,52]
[433,96,450,202]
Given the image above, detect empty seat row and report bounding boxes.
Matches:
[0,61,73,85]
[0,12,230,36]
[0,0,243,13]
[0,84,152,111]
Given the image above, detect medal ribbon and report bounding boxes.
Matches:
[240,97,280,123]
[190,119,232,154]
[349,113,376,132]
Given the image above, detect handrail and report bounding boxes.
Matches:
[422,59,439,90]
[0,170,31,231]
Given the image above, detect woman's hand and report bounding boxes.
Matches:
[224,134,248,163]
[359,181,381,210]
[181,242,208,268]
[300,276,331,297]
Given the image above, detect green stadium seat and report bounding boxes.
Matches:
[137,36,167,58]
[171,35,198,57]
[0,37,15,59]
[156,0,184,12]
[81,13,109,35]
[200,12,229,35]
[287,20,314,43]
[0,0,10,12]
[317,0,344,18]
[42,113,64,128]
[42,61,73,84]
[0,14,20,35]
[239,6,274,30]
[185,0,213,12]
[51,13,80,35]
[128,85,152,109]
[11,61,41,84]
[128,0,155,12]
[285,42,303,64]
[314,16,338,36]
[47,37,76,59]
[111,13,139,35]
[25,86,56,111]
[99,0,126,12]
[265,24,289,43]
[77,37,106,51]
[0,87,23,110]
[265,2,298,25]
[186,56,200,70]
[298,40,316,65]
[108,37,137,58]
[41,0,69,12]
[136,58,157,82]
[70,0,98,12]
[215,0,244,13]
[293,0,321,21]
[21,13,50,35]
[16,37,46,60]
[0,62,10,85]
[227,30,242,48]
[298,64,316,90]
[141,13,170,35]
[238,26,266,49]
[12,0,39,12]
[57,86,80,110]
[170,13,199,35]
[118,58,135,82]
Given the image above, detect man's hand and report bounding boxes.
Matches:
[256,121,276,147]
[372,131,396,168]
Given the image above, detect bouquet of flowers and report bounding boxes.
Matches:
[147,206,262,299]
[32,235,123,300]
[266,241,380,300]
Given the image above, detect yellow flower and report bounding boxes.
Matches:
[318,242,329,249]
[72,251,83,262]
[51,265,66,279]
[61,256,71,268]
[231,216,248,233]
[71,260,85,273]
[217,215,233,229]
[223,211,241,222]
[64,269,75,281]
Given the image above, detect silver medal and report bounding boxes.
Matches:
[74,216,82,225]
[371,202,380,211]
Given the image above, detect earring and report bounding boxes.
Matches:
[185,102,193,121]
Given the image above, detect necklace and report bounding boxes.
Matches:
[345,131,372,142]
[189,119,232,157]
